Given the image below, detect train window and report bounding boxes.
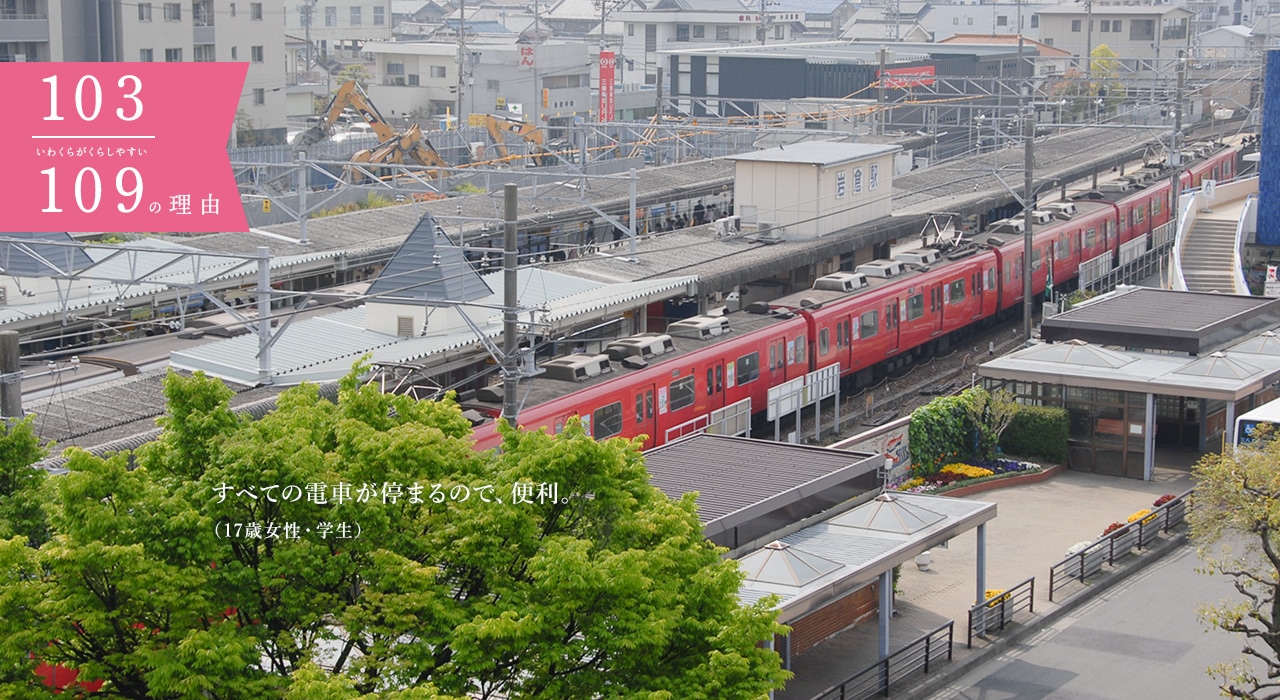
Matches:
[1085,228,1096,248]
[985,268,996,290]
[860,310,879,338]
[593,402,624,439]
[1136,206,1145,223]
[706,368,714,396]
[646,390,654,418]
[635,394,644,424]
[820,328,831,355]
[669,376,696,411]
[1030,249,1041,271]
[948,279,965,303]
[1153,197,1162,216]
[736,352,760,384]
[715,365,723,392]
[1056,237,1068,259]
[1003,262,1011,284]
[769,345,777,370]
[795,335,806,363]
[906,294,926,322]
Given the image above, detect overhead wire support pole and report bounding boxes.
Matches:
[256,246,274,385]
[502,184,520,425]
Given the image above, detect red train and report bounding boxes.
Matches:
[469,144,1238,451]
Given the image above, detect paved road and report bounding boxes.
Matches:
[932,544,1253,700]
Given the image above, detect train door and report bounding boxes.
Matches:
[704,361,725,413]
[833,315,853,373]
[970,268,984,320]
[633,383,656,449]
[767,336,787,382]
[883,297,900,356]
[929,284,944,334]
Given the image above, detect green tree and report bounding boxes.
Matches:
[1191,433,1280,699]
[961,388,1020,460]
[0,369,788,698]
[0,416,48,548]
[336,64,372,92]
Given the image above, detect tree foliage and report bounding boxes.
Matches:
[0,369,788,698]
[960,388,1020,460]
[1191,433,1280,699]
[0,416,48,548]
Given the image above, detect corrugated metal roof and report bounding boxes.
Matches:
[170,308,402,384]
[169,275,696,385]
[0,232,94,277]
[645,434,877,522]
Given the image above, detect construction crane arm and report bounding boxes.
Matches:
[291,80,397,151]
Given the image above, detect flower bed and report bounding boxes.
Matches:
[893,459,1042,494]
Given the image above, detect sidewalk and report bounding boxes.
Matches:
[776,457,1198,700]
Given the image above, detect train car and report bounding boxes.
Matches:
[465,144,1241,452]
[469,310,808,451]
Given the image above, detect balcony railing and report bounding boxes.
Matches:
[0,11,46,19]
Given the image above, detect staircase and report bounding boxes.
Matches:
[1180,219,1239,293]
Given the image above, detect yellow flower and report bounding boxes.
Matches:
[1127,508,1153,524]
[940,463,995,479]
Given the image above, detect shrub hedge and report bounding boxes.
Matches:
[1000,406,1069,463]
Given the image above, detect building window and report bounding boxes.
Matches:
[628,23,634,36]
[253,87,265,105]
[693,24,705,38]
[487,79,499,90]
[1130,18,1154,39]
[1031,14,1038,28]
[1112,19,1121,32]
[997,15,1008,25]
[676,24,690,41]
[386,62,404,75]
[408,74,419,86]
[373,5,384,24]
[250,1,262,19]
[350,6,361,24]
[774,25,783,39]
[431,65,447,78]
[966,16,973,24]
[139,48,154,61]
[1100,19,1110,31]
[194,44,215,61]
[165,47,182,61]
[953,16,959,24]
[230,46,237,59]
[1072,18,1082,31]
[325,5,336,25]
[138,3,152,21]
[229,2,235,16]
[163,2,181,20]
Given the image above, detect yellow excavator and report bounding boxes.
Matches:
[292,80,451,181]
[484,114,571,166]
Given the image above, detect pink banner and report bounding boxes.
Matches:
[3,63,248,233]
[599,52,615,123]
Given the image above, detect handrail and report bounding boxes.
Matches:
[1171,189,1197,292]
[811,621,954,700]
[1234,194,1257,295]
[1047,487,1194,601]
[967,576,1035,648]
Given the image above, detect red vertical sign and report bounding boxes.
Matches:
[599,51,615,122]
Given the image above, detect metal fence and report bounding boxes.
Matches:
[1048,488,1193,601]
[967,577,1035,648]
[811,621,954,700]
[1080,241,1174,294]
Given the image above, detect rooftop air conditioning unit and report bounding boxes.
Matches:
[541,353,613,382]
[668,315,732,339]
[812,272,869,292]
[855,259,905,278]
[892,249,941,267]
